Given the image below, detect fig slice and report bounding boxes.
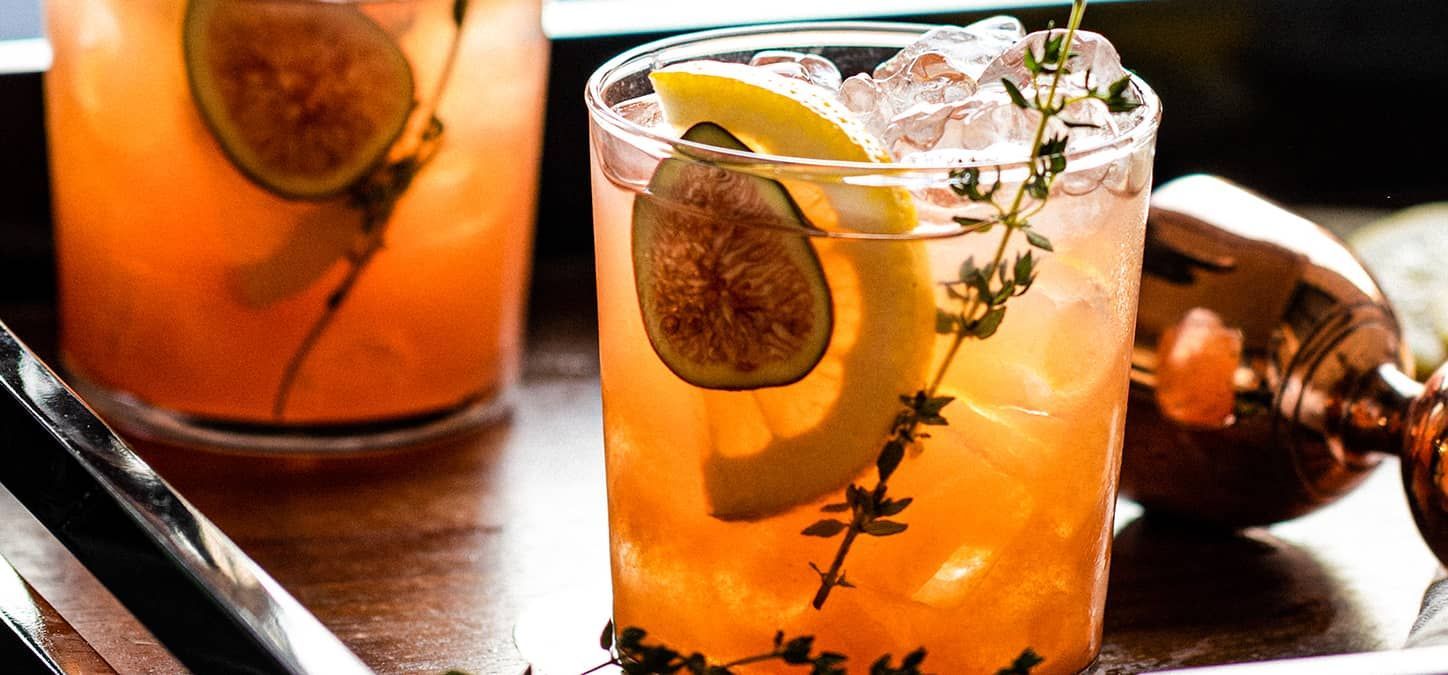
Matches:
[632,122,833,390]
[183,0,415,200]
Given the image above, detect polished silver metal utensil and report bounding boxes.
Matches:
[0,321,371,674]
[0,551,67,674]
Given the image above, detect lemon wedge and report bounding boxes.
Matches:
[702,238,935,519]
[646,61,937,519]
[651,60,916,235]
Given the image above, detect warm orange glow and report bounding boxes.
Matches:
[591,146,1152,672]
[45,0,547,424]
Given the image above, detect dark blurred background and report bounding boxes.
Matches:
[3,0,1448,308]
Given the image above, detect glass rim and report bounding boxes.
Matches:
[584,20,1162,179]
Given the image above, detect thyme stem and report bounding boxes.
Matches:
[272,219,387,418]
[717,652,791,669]
[925,331,966,396]
[271,8,470,419]
[578,660,615,675]
[809,507,866,609]
[806,0,1099,610]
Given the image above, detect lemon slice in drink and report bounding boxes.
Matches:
[652,60,915,234]
[648,61,936,519]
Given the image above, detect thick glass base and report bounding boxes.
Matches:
[65,368,513,455]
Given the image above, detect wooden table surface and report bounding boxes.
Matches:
[0,258,1442,674]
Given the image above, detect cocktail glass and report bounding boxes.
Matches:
[44,0,547,451]
[586,20,1159,673]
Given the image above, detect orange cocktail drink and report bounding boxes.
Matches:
[45,0,547,449]
[587,15,1159,674]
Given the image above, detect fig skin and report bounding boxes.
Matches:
[183,0,416,200]
[632,122,833,391]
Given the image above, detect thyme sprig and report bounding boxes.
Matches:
[805,0,1140,609]
[271,117,446,417]
[271,0,472,418]
[547,621,1041,675]
[579,621,859,675]
[803,391,950,608]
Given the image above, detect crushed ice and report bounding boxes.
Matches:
[744,17,1142,165]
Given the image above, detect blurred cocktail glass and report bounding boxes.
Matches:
[45,0,547,450]
[586,18,1158,673]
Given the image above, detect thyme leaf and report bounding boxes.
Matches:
[577,622,1042,675]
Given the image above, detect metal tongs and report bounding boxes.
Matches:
[0,321,371,673]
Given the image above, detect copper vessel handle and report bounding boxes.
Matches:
[1404,364,1448,564]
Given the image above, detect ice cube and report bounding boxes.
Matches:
[900,376,1124,611]
[932,84,1037,155]
[598,96,668,187]
[840,17,1025,148]
[882,83,1035,161]
[748,50,842,90]
[844,405,1037,600]
[876,49,977,112]
[614,94,664,129]
[935,259,1125,414]
[894,81,1124,168]
[886,99,963,152]
[911,544,996,608]
[978,29,1128,97]
[848,71,972,152]
[838,72,892,135]
[875,17,1025,85]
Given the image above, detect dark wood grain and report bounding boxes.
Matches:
[0,255,1440,675]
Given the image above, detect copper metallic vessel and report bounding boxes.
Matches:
[1124,174,1448,564]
